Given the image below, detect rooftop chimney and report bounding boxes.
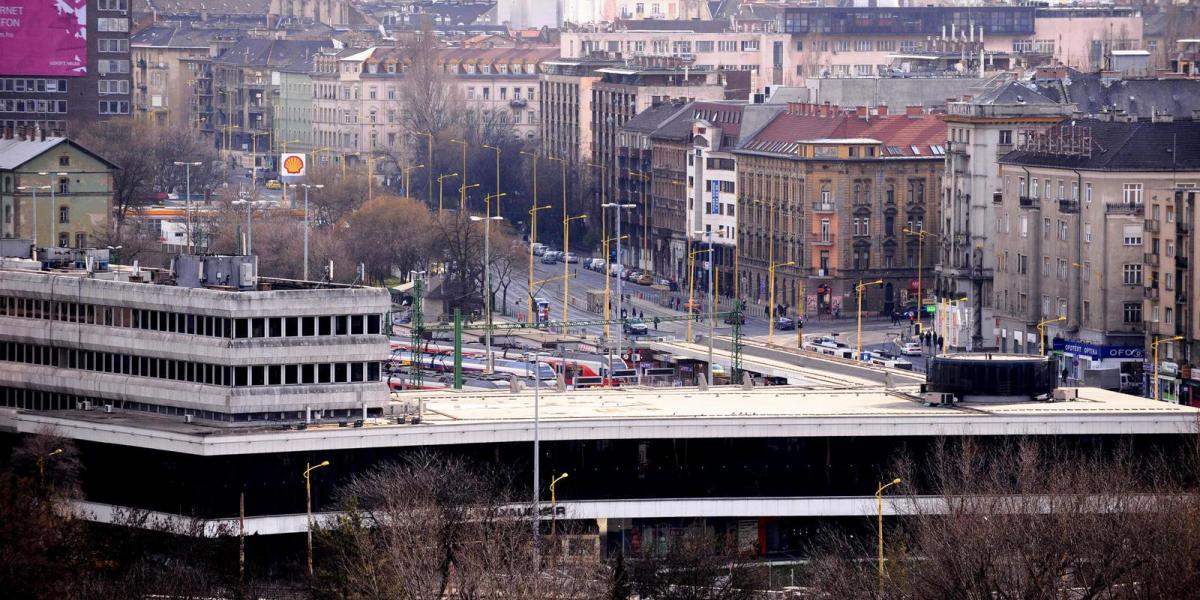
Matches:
[906,105,923,117]
[876,105,888,116]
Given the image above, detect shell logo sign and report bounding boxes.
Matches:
[281,153,306,177]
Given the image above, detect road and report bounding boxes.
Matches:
[500,253,911,349]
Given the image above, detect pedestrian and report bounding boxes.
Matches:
[653,316,660,330]
[1062,366,1070,384]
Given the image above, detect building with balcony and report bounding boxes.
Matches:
[615,100,691,273]
[993,119,1200,396]
[734,103,945,318]
[131,26,238,129]
[937,80,1071,352]
[205,38,331,175]
[0,132,117,248]
[0,251,390,423]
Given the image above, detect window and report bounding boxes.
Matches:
[998,130,1012,145]
[97,18,128,32]
[1122,264,1142,285]
[57,232,68,248]
[58,155,69,167]
[1019,215,1028,237]
[1123,225,1142,246]
[1085,183,1092,205]
[1167,307,1175,324]
[1057,258,1068,280]
[97,0,128,9]
[741,40,759,52]
[57,177,69,194]
[98,60,130,74]
[74,232,85,248]
[1057,220,1067,241]
[58,206,69,223]
[1041,255,1050,277]
[1042,217,1050,238]
[1123,302,1142,324]
[98,39,128,53]
[98,80,129,94]
[1123,183,1143,204]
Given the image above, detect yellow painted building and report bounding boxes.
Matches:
[0,132,117,248]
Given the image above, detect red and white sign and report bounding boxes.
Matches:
[0,0,89,76]
[281,153,306,177]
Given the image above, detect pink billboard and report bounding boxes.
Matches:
[0,0,88,77]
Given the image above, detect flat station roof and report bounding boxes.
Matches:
[2,385,1195,456]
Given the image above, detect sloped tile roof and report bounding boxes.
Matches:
[1000,119,1200,172]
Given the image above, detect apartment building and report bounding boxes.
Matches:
[207,38,330,174]
[0,0,132,133]
[310,46,555,166]
[131,26,236,129]
[992,120,1196,393]
[0,252,390,423]
[782,6,1141,78]
[0,132,117,248]
[734,103,945,317]
[615,100,690,272]
[591,64,727,220]
[1139,126,1200,404]
[561,25,795,87]
[539,59,617,165]
[938,81,1070,351]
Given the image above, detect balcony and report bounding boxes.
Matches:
[813,236,834,246]
[510,99,528,108]
[811,202,835,213]
[1058,198,1079,213]
[1144,286,1159,300]
[1018,196,1038,208]
[1145,252,1160,267]
[1179,220,1191,235]
[1178,256,1190,269]
[1145,218,1160,233]
[1105,202,1144,216]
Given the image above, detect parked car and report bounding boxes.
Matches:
[895,340,923,356]
[635,273,654,285]
[587,258,605,271]
[540,254,558,264]
[657,278,679,291]
[775,316,797,330]
[265,179,283,190]
[564,252,579,263]
[683,301,703,314]
[532,243,547,256]
[622,318,649,336]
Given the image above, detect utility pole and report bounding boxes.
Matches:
[410,278,424,389]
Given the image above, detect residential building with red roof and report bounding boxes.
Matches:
[733,103,947,319]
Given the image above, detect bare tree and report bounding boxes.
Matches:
[342,195,436,283]
[629,525,768,600]
[805,438,1200,599]
[314,452,606,600]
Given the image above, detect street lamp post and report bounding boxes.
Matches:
[403,164,426,199]
[856,279,884,361]
[231,198,253,255]
[563,214,587,329]
[527,203,552,324]
[303,460,331,579]
[482,144,502,211]
[38,171,68,248]
[173,161,203,253]
[604,203,636,372]
[450,139,468,210]
[903,227,931,334]
[1151,335,1183,402]
[876,478,902,591]
[768,260,796,345]
[693,229,717,383]
[550,472,569,537]
[1036,316,1066,355]
[460,183,481,212]
[16,185,50,247]
[687,246,713,344]
[290,184,324,280]
[437,173,459,212]
[471,194,505,373]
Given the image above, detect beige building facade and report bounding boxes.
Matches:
[0,134,116,248]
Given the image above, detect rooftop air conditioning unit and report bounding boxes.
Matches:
[923,391,955,406]
[104,404,113,413]
[184,414,194,423]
